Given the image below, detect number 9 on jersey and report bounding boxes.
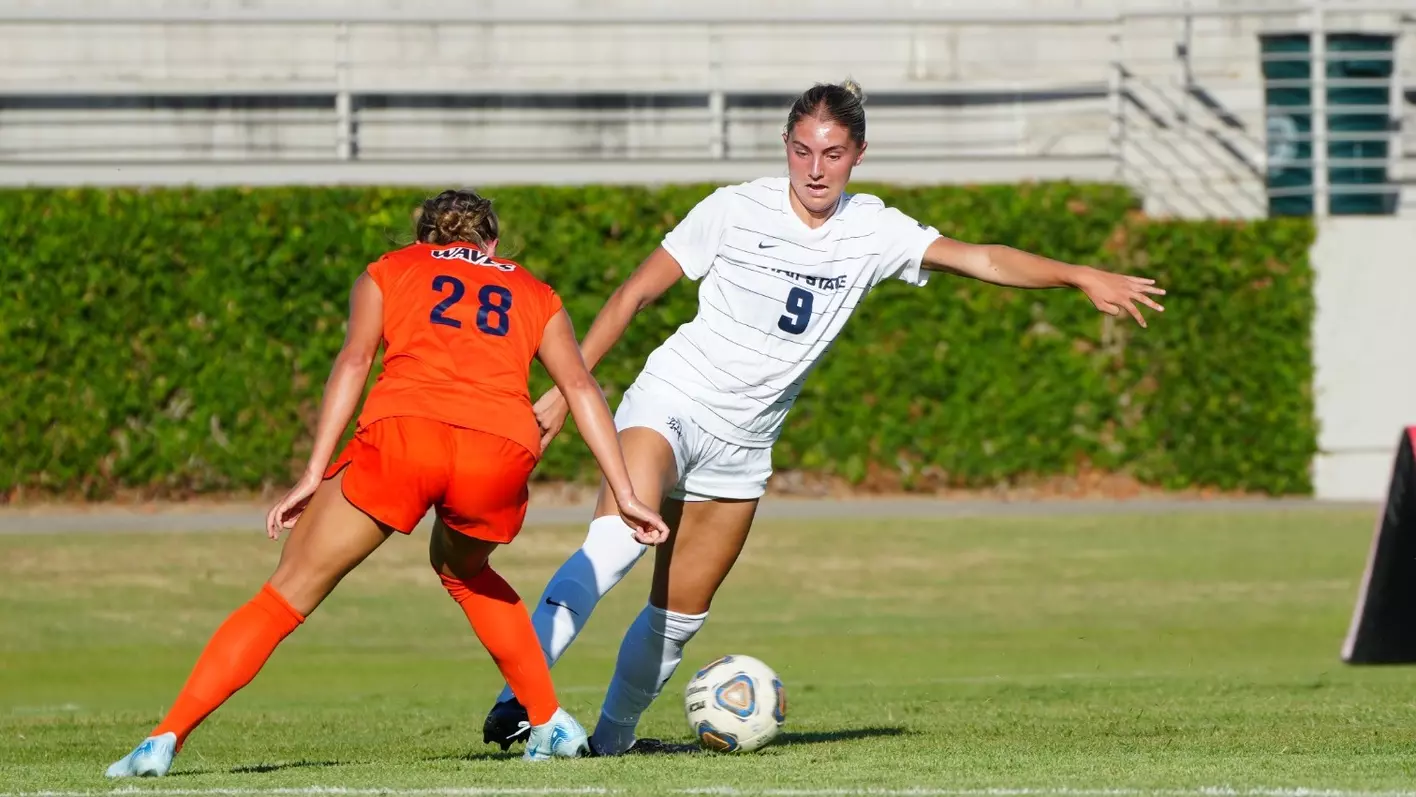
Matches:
[778,287,813,335]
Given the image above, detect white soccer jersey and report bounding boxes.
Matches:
[635,176,942,448]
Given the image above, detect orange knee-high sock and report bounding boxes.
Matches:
[439,567,559,726]
[153,583,305,748]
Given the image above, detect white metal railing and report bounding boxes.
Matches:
[0,2,1411,217]
[1,3,1413,24]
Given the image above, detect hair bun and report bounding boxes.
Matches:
[840,78,865,103]
[414,188,500,247]
[436,211,464,235]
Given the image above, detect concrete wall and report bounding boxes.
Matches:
[1,0,1310,15]
[0,20,1123,92]
[0,1,1409,214]
[6,1,1397,94]
[1312,217,1416,500]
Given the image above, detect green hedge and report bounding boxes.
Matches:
[0,184,1316,500]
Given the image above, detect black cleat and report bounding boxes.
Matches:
[482,698,532,751]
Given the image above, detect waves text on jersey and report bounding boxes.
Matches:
[431,246,517,272]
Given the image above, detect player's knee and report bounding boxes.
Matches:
[644,603,708,645]
[266,566,330,617]
[429,521,490,580]
[654,574,719,616]
[661,594,712,617]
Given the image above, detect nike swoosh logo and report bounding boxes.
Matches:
[758,242,778,249]
[545,598,579,616]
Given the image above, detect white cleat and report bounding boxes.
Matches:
[105,732,177,778]
[522,708,590,761]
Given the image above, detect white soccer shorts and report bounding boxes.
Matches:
[613,380,773,502]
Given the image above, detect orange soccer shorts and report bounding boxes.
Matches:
[323,416,537,543]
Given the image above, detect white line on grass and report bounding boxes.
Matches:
[0,790,610,797]
[741,793,1416,797]
[7,788,1416,797]
[682,791,1416,797]
[6,703,82,715]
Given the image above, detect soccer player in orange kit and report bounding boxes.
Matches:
[105,189,670,777]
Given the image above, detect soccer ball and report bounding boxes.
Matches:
[683,654,786,753]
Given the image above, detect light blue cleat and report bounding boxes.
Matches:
[522,708,589,761]
[105,732,177,778]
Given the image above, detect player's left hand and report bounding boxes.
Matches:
[266,471,321,540]
[532,387,571,454]
[1073,266,1166,328]
[615,492,672,546]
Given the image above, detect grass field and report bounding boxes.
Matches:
[2,505,1414,796]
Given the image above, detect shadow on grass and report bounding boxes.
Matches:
[424,749,523,763]
[162,759,348,778]
[229,759,347,775]
[775,725,911,745]
[419,726,912,763]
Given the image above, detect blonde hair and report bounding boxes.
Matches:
[413,189,499,247]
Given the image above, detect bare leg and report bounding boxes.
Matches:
[591,498,759,754]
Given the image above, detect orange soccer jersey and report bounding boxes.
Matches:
[355,242,564,458]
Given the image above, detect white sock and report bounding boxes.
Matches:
[496,515,647,703]
[591,604,707,755]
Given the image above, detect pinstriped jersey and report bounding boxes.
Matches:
[637,176,941,447]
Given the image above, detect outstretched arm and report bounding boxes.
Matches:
[266,272,384,538]
[921,237,1166,328]
[531,247,686,450]
[571,246,686,371]
[536,308,671,544]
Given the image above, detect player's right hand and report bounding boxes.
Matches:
[616,493,671,546]
[266,470,321,540]
[1072,266,1166,328]
[533,387,571,453]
